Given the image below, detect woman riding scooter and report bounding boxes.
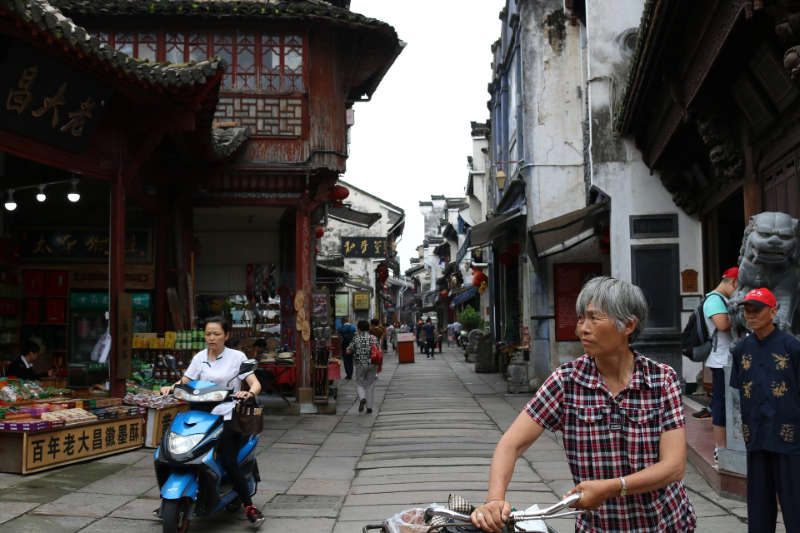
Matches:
[161,316,264,526]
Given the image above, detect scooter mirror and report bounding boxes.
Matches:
[238,359,257,376]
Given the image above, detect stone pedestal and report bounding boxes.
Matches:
[720,363,747,475]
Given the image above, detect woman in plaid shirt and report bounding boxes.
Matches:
[472,277,696,532]
[346,320,379,414]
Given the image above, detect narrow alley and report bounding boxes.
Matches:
[0,346,763,533]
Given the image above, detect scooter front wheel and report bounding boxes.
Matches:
[162,498,191,533]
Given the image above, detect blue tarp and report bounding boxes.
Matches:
[450,286,478,308]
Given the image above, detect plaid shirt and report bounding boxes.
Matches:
[525,353,696,532]
[349,333,377,366]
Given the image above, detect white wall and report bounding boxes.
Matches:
[587,0,704,380]
[195,230,281,295]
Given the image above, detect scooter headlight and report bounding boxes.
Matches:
[174,388,228,403]
[167,432,204,455]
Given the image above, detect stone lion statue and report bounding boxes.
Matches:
[728,211,800,342]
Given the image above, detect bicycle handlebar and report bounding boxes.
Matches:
[423,492,585,530]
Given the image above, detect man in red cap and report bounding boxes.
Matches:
[730,287,800,532]
[695,267,739,466]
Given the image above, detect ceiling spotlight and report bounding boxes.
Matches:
[4,189,17,211]
[36,185,47,203]
[67,179,80,203]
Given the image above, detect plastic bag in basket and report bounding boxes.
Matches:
[384,508,429,533]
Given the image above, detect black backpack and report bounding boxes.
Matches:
[680,294,720,362]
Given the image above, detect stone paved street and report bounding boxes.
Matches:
[0,345,770,532]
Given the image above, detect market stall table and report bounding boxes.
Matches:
[0,415,144,474]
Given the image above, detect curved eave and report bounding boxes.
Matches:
[1,0,227,94]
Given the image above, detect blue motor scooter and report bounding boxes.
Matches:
[154,359,261,533]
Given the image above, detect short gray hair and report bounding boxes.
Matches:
[575,276,648,343]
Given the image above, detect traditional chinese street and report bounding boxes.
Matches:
[0,345,771,533]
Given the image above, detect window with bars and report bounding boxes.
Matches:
[92,29,307,137]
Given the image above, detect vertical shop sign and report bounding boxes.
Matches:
[553,263,602,341]
[353,292,370,311]
[334,293,349,317]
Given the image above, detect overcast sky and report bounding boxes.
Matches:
[345,0,505,271]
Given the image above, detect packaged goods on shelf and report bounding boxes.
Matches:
[41,408,98,426]
[123,391,181,409]
[0,419,51,432]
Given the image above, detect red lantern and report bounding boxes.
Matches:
[329,185,350,201]
[315,226,324,239]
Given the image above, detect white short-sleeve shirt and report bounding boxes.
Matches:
[183,347,252,421]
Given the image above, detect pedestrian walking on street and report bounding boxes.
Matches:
[416,320,425,352]
[471,276,696,533]
[730,288,800,533]
[422,318,436,358]
[347,320,379,414]
[369,318,386,352]
[337,318,356,380]
[387,322,397,351]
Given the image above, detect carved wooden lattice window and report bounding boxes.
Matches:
[211,33,234,89]
[92,29,307,137]
[165,32,186,64]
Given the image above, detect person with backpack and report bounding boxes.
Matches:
[701,266,739,466]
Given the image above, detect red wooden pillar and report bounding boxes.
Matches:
[109,170,127,398]
[155,203,169,333]
[295,206,313,403]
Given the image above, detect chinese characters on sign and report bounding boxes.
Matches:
[24,418,143,473]
[20,229,152,263]
[353,292,371,311]
[341,237,387,258]
[1,43,109,153]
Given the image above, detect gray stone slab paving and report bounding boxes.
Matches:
[75,517,162,533]
[288,478,351,496]
[33,492,134,517]
[77,474,157,496]
[349,481,549,494]
[0,514,95,533]
[0,502,38,525]
[108,498,162,520]
[298,456,358,479]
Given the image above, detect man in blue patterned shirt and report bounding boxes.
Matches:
[730,287,800,533]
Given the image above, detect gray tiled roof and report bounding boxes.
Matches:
[2,0,226,90]
[48,0,394,34]
[210,126,249,159]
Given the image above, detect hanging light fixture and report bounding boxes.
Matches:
[36,184,47,202]
[67,178,80,203]
[494,169,507,190]
[4,189,17,211]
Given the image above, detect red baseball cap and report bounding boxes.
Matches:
[722,267,739,280]
[742,287,776,308]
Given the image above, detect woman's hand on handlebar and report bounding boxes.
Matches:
[470,499,510,533]
[233,390,254,399]
[566,479,618,510]
[159,385,174,396]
